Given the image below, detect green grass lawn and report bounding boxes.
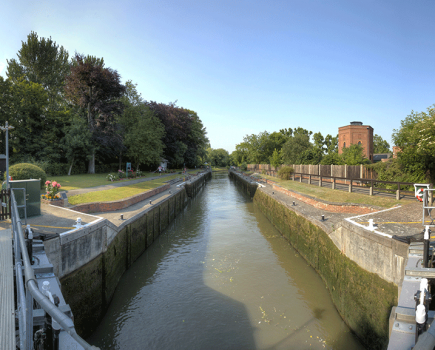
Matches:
[258,174,414,208]
[46,172,170,191]
[68,174,181,205]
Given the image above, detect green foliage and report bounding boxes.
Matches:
[207,148,229,167]
[6,31,70,108]
[269,148,282,168]
[373,134,390,153]
[281,129,312,164]
[298,148,323,165]
[367,159,425,190]
[241,162,248,171]
[392,105,435,183]
[8,163,47,188]
[341,144,370,165]
[120,82,165,169]
[277,166,294,180]
[320,152,344,165]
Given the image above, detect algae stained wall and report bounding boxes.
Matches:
[59,182,196,338]
[253,189,397,350]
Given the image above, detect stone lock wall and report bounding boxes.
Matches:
[44,174,210,338]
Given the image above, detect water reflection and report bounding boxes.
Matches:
[88,173,365,349]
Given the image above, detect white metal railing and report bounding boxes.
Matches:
[11,189,99,350]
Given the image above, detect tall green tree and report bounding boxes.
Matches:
[119,81,165,170]
[6,31,70,109]
[64,53,126,173]
[281,128,313,164]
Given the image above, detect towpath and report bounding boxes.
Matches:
[259,180,426,239]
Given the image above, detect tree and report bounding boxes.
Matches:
[64,53,126,173]
[281,128,312,164]
[269,148,282,168]
[341,144,370,165]
[208,148,229,167]
[147,101,194,168]
[373,134,391,153]
[118,81,165,170]
[6,31,70,109]
[392,105,435,182]
[61,116,92,175]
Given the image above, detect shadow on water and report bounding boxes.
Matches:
[88,173,256,350]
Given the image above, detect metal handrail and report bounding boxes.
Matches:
[11,190,99,350]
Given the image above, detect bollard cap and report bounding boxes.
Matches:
[425,226,430,240]
[416,304,426,324]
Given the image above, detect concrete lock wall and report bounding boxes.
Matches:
[43,172,211,338]
[229,170,406,350]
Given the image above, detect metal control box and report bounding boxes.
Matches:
[10,179,41,218]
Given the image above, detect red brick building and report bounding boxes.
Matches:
[338,121,374,162]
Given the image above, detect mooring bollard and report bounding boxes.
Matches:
[293,201,295,206]
[120,214,124,220]
[321,215,324,221]
[150,200,152,205]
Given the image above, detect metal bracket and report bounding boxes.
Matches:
[393,321,416,334]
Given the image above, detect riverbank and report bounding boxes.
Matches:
[229,169,411,349]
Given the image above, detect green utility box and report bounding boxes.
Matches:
[10,179,41,218]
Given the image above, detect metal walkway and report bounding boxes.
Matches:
[0,228,16,349]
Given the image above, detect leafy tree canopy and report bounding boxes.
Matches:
[373,134,391,153]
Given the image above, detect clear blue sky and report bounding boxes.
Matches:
[1,0,434,153]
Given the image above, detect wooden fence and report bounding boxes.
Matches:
[247,164,377,180]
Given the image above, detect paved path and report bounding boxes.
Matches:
[260,180,428,238]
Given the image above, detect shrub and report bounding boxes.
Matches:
[8,163,47,189]
[241,162,247,171]
[278,166,294,180]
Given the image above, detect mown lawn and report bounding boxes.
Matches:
[68,174,181,205]
[46,172,171,191]
[257,174,415,208]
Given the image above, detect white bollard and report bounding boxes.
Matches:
[368,219,374,231]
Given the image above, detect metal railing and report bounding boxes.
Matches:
[11,189,99,350]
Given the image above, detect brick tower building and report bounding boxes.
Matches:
[338,121,374,162]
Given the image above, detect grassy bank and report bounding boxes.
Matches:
[257,174,414,208]
[68,175,180,205]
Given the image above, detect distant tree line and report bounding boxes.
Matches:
[230,110,435,184]
[0,32,209,174]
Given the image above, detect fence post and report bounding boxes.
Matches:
[370,180,373,196]
[299,173,302,183]
[396,183,401,200]
[332,177,336,190]
[319,176,322,187]
[308,174,311,185]
[349,179,353,193]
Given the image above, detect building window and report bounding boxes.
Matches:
[358,141,362,146]
[343,142,346,148]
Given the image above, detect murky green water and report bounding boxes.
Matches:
[88,173,365,349]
